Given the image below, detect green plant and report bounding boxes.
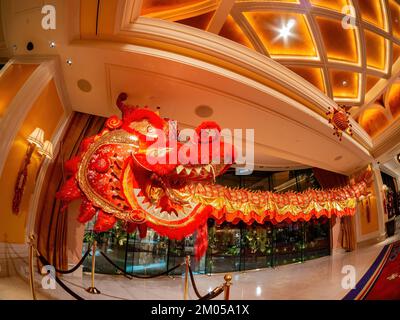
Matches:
[226,245,240,256]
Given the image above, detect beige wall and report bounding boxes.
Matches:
[0,79,65,243]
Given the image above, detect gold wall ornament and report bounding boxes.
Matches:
[13,129,54,214]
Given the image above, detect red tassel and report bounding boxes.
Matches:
[126,222,137,234]
[77,198,97,223]
[94,210,117,232]
[56,177,81,203]
[64,156,80,176]
[138,223,148,238]
[79,137,94,153]
[194,222,208,260]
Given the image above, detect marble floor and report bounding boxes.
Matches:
[1,231,399,300]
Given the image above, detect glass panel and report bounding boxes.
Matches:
[304,218,330,261]
[296,170,320,191]
[82,168,331,275]
[241,223,273,270]
[83,221,128,274]
[273,221,304,266]
[125,229,168,276]
[208,222,241,273]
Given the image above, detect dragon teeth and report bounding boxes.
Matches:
[176,165,184,174]
[182,207,191,215]
[160,211,168,216]
[195,167,202,175]
[185,168,192,175]
[134,189,140,196]
[139,200,150,210]
[204,165,211,173]
[153,207,162,215]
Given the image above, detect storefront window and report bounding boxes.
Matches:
[83,169,331,275]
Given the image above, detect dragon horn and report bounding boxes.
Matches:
[116,92,128,111]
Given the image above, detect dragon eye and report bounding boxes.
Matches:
[147,126,154,133]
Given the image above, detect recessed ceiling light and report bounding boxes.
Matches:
[77,79,92,93]
[49,41,56,48]
[195,105,213,118]
[342,80,348,86]
[66,58,73,66]
[277,19,296,40]
[396,154,400,164]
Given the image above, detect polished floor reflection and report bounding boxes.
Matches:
[1,232,396,300]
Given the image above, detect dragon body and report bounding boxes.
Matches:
[57,94,370,258]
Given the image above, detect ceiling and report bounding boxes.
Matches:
[57,42,371,174]
[2,0,399,175]
[135,0,400,139]
[138,0,399,106]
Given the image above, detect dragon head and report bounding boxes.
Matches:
[58,93,235,252]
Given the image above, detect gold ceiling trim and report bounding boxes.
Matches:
[121,0,400,109]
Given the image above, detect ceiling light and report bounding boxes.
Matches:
[195,105,213,118]
[342,80,348,87]
[77,79,92,92]
[66,58,73,66]
[277,19,296,40]
[49,41,56,48]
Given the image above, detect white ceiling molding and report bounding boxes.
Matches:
[206,0,235,34]
[138,0,218,22]
[112,15,374,151]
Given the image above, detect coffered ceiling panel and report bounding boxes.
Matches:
[138,0,400,108]
[176,10,215,29]
[309,0,351,12]
[131,0,400,139]
[357,0,387,31]
[242,11,317,59]
[315,16,359,65]
[329,69,360,101]
[286,66,325,93]
[219,15,254,49]
[365,75,380,92]
[389,0,400,39]
[141,0,212,16]
[364,29,387,72]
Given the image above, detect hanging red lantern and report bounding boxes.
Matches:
[326,105,353,141]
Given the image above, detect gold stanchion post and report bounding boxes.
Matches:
[86,241,101,294]
[28,234,37,300]
[183,255,190,300]
[223,274,232,300]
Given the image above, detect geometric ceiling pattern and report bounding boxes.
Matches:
[140,0,399,105]
[139,0,400,137]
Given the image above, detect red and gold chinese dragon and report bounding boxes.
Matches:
[57,93,371,258]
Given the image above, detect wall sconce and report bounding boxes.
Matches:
[35,140,54,181]
[12,128,53,214]
[39,140,54,160]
